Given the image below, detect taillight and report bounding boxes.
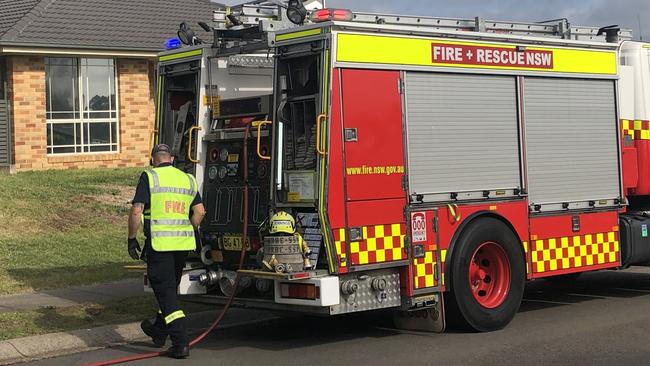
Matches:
[280,283,320,300]
[310,8,354,23]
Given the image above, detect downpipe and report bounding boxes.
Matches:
[86,124,253,366]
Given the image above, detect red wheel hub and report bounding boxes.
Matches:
[468,241,511,309]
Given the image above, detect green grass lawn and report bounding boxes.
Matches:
[0,168,145,295]
[0,295,212,341]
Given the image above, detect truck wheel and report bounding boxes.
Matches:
[448,217,525,332]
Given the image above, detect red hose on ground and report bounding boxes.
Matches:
[86,125,253,366]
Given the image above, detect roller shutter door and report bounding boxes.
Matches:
[524,77,619,208]
[404,72,521,201]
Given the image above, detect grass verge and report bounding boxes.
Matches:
[0,295,212,341]
[0,168,144,295]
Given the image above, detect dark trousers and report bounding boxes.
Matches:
[146,248,189,346]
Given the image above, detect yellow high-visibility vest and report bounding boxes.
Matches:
[144,166,197,252]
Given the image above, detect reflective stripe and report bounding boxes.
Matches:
[151,186,195,196]
[151,231,195,238]
[147,168,159,188]
[152,219,192,226]
[164,310,185,325]
[187,174,195,197]
[146,168,196,197]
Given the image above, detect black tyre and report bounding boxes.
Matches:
[447,217,525,332]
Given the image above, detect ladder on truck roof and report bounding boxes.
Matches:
[210,0,633,54]
[347,14,633,42]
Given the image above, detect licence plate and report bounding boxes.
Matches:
[222,235,252,251]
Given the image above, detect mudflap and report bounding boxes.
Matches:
[393,293,446,333]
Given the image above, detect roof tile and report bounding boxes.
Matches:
[0,0,41,36]
[0,0,219,51]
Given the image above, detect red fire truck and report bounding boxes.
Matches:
[152,1,650,332]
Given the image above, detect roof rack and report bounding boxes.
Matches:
[210,1,633,54]
[347,13,633,42]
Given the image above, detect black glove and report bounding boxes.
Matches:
[128,238,141,260]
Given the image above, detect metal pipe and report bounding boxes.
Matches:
[275,122,284,190]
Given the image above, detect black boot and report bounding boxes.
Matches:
[168,344,190,359]
[140,320,167,348]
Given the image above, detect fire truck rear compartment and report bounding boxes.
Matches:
[188,50,335,303]
[200,95,273,272]
[275,52,321,204]
[158,64,199,174]
[195,52,330,299]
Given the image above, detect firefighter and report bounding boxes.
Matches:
[127,143,205,359]
[265,211,312,270]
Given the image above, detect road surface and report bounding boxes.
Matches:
[25,266,650,366]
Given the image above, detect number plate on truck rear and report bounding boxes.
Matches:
[222,235,252,251]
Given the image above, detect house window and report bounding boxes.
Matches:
[45,58,118,154]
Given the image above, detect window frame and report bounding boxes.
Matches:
[0,57,7,100]
[45,57,120,156]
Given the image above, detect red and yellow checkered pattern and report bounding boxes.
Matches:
[350,224,406,265]
[334,228,347,268]
[334,224,406,267]
[622,119,650,140]
[414,251,437,289]
[531,231,619,274]
[334,224,406,268]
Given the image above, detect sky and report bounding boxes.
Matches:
[219,0,650,41]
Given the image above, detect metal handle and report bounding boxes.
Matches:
[316,114,327,156]
[149,129,159,155]
[254,120,272,160]
[187,126,202,163]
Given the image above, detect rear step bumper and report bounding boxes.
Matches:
[181,294,331,315]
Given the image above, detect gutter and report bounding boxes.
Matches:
[0,42,162,58]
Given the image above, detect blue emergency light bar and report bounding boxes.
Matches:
[165,38,182,50]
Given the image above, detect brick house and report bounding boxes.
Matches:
[0,0,216,171]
